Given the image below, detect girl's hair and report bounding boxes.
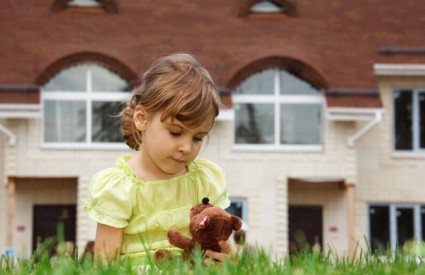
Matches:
[121,53,221,150]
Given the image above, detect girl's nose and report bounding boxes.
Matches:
[178,140,192,154]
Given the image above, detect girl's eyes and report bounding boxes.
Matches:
[193,136,204,142]
[169,131,181,137]
[169,131,204,142]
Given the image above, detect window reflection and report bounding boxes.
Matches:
[91,65,129,92]
[234,70,274,95]
[279,70,318,95]
[369,206,390,254]
[394,90,413,150]
[281,104,321,144]
[235,103,274,144]
[233,68,323,147]
[92,101,124,142]
[42,62,131,146]
[44,100,86,142]
[43,65,87,92]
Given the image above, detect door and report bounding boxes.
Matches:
[32,204,76,252]
[288,205,323,255]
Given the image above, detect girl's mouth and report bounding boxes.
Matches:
[172,158,186,164]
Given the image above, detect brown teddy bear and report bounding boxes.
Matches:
[155,197,242,260]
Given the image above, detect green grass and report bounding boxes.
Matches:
[2,244,425,275]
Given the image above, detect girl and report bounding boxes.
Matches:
[84,53,230,265]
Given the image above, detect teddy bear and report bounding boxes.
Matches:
[155,197,242,260]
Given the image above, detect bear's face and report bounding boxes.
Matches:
[189,204,242,251]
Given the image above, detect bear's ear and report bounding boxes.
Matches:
[198,215,210,228]
[232,216,242,231]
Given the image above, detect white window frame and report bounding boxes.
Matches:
[41,65,130,150]
[232,68,324,152]
[392,88,425,156]
[374,63,425,158]
[369,203,424,256]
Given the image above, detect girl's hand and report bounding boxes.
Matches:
[203,240,233,265]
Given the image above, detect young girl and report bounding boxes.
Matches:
[84,53,230,265]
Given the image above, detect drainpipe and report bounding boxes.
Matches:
[347,110,383,147]
[0,123,16,145]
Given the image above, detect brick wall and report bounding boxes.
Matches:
[1,0,425,89]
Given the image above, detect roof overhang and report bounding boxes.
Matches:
[326,107,383,121]
[0,84,41,118]
[0,104,41,119]
[326,107,383,147]
[374,63,425,76]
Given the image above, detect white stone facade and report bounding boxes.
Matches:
[1,71,425,259]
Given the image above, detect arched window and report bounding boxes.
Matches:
[52,0,118,13]
[232,68,324,150]
[41,63,131,148]
[238,0,298,17]
[250,1,285,13]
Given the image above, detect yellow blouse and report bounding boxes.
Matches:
[84,156,230,264]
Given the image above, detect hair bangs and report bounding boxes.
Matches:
[161,84,219,128]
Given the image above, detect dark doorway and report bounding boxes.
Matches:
[288,205,323,255]
[32,204,76,252]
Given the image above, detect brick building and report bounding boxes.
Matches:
[1,0,425,258]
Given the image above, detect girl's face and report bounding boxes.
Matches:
[135,107,213,180]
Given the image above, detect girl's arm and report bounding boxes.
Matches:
[94,223,123,263]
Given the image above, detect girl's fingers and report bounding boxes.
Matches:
[204,249,228,262]
[203,241,234,264]
[219,240,231,254]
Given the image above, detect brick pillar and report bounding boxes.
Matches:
[6,177,15,247]
[346,184,355,258]
[276,176,288,259]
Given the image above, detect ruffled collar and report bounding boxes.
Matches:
[116,155,199,184]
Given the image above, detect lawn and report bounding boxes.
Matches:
[2,244,425,275]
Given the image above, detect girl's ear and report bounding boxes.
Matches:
[133,105,149,131]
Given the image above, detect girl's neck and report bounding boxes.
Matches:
[128,151,188,182]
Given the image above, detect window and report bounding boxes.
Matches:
[369,204,425,255]
[393,89,425,153]
[42,63,131,148]
[232,68,324,150]
[250,1,284,13]
[68,0,101,8]
[52,0,118,13]
[369,205,390,253]
[226,198,248,224]
[238,0,298,17]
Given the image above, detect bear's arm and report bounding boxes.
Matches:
[168,229,195,253]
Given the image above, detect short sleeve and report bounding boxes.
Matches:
[84,168,134,228]
[196,159,230,209]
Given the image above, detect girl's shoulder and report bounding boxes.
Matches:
[192,158,224,175]
[190,158,226,183]
[90,156,139,191]
[85,157,136,228]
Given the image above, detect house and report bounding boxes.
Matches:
[1,0,425,259]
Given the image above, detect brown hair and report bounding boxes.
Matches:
[121,53,221,150]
